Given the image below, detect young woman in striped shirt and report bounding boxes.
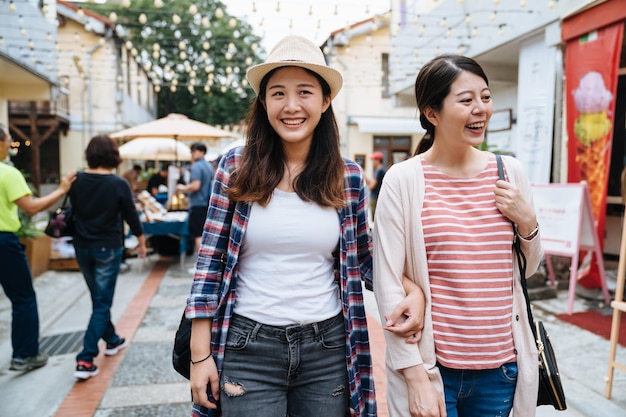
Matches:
[373,55,543,417]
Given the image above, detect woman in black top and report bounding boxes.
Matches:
[69,135,147,380]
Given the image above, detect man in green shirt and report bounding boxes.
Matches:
[0,123,75,372]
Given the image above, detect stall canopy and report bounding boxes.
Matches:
[118,138,191,161]
[109,113,236,141]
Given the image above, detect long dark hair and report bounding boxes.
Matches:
[413,55,489,155]
[227,67,345,208]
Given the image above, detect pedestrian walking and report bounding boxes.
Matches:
[373,55,544,417]
[366,151,386,218]
[176,142,214,260]
[0,123,76,372]
[69,134,147,380]
[185,35,423,417]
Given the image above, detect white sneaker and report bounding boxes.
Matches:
[104,338,128,356]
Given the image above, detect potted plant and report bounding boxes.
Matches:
[17,207,52,278]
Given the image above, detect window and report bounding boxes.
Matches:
[382,53,390,98]
[373,136,411,167]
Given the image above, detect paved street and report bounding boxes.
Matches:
[0,254,625,416]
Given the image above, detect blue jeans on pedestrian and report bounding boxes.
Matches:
[74,246,123,363]
[0,232,40,358]
[220,313,350,417]
[438,362,518,417]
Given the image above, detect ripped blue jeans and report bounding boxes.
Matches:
[220,313,349,417]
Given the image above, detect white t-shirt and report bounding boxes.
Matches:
[235,188,341,325]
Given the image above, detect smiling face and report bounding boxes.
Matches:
[263,66,331,152]
[425,70,493,149]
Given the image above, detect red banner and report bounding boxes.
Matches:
[565,22,623,289]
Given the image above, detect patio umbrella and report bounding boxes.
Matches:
[118,138,192,161]
[109,113,235,141]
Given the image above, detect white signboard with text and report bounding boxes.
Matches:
[531,182,610,314]
[531,184,595,255]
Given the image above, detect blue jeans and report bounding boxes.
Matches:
[74,246,123,362]
[0,233,40,358]
[220,313,349,417]
[438,362,518,417]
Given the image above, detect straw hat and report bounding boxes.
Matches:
[246,35,343,97]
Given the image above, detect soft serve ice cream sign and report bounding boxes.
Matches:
[572,71,614,217]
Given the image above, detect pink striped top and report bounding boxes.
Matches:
[421,155,516,369]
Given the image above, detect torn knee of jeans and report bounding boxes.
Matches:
[331,385,346,397]
[222,378,246,397]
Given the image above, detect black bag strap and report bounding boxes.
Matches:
[60,171,79,209]
[495,154,538,339]
[60,193,70,208]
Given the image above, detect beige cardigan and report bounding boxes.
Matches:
[373,154,543,417]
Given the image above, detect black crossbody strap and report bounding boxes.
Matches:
[495,154,538,338]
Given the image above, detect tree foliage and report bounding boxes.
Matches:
[83,0,264,126]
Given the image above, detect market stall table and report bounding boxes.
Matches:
[141,211,189,268]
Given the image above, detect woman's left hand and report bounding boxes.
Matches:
[59,170,77,193]
[384,277,425,344]
[494,180,537,234]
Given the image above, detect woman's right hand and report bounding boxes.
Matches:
[190,355,220,409]
[403,365,447,417]
[189,318,218,408]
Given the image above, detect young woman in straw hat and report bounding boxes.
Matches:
[185,35,423,417]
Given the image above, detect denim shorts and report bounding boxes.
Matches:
[220,313,349,417]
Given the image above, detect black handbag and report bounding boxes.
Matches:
[172,313,192,379]
[173,253,227,380]
[496,154,567,410]
[45,194,74,238]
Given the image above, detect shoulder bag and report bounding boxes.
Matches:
[496,154,567,410]
[45,194,74,238]
[173,253,227,380]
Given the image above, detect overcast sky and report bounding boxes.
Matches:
[224,0,391,51]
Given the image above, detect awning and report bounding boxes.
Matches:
[348,116,424,135]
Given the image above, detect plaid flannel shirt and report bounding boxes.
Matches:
[186,146,376,417]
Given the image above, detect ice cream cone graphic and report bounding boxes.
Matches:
[572,72,614,218]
